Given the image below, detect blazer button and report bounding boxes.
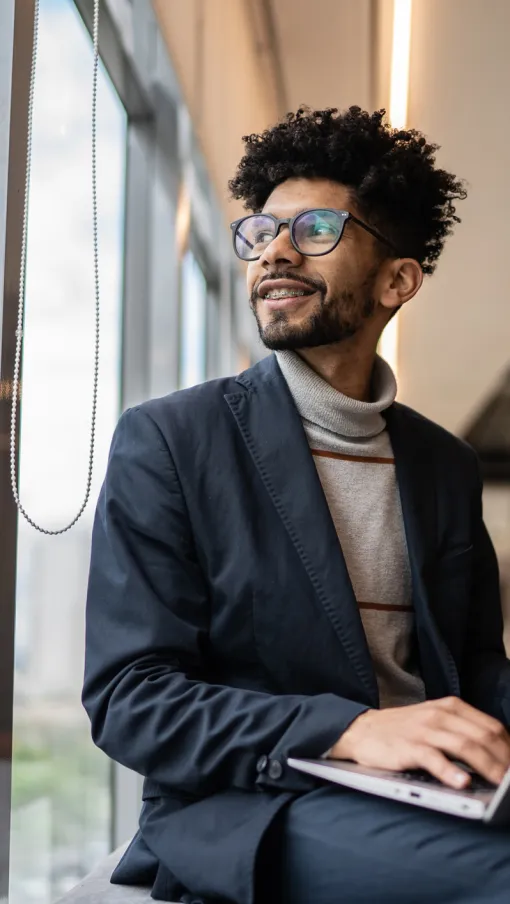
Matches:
[256,755,269,774]
[268,759,283,780]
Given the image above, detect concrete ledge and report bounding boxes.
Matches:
[54,842,174,903]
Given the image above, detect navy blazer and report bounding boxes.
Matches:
[83,353,510,904]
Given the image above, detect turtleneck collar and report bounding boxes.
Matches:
[274,350,397,439]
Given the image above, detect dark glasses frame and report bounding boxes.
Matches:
[230,208,398,261]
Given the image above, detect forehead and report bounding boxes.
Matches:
[261,177,353,216]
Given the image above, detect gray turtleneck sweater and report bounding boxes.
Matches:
[275,350,425,710]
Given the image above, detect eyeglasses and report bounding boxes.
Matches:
[230,208,398,262]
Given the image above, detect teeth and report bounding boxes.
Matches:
[265,289,307,299]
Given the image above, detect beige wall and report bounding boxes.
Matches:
[399,0,510,434]
[152,0,279,223]
[270,0,373,112]
[373,0,394,114]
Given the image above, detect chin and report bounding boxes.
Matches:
[258,315,358,351]
[259,303,312,328]
[258,314,308,350]
[259,326,328,351]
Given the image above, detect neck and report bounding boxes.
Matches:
[296,340,377,402]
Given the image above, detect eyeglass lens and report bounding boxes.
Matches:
[234,209,346,260]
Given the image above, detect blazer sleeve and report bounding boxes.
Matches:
[82,405,369,796]
[462,451,510,727]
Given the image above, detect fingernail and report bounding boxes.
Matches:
[453,771,468,787]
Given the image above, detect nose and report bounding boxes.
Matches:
[260,224,303,268]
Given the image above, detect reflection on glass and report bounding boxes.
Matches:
[179,249,207,388]
[10,0,126,900]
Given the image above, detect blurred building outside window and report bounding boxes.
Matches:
[9,0,126,900]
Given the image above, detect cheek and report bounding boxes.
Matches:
[321,254,356,297]
[316,268,337,300]
[246,263,259,297]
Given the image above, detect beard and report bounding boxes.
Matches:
[251,267,378,351]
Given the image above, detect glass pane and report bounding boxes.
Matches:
[9,0,126,900]
[179,249,207,388]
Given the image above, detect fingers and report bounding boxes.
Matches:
[426,698,510,784]
[409,745,471,789]
[424,729,505,785]
[339,699,510,791]
[436,697,509,739]
[435,712,510,772]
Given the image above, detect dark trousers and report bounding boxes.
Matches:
[276,786,510,904]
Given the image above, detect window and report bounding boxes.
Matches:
[2,0,260,890]
[179,248,207,389]
[9,0,126,900]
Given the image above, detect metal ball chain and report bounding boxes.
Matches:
[10,0,101,534]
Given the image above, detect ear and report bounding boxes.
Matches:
[377,257,423,313]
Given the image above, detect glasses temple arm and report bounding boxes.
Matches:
[349,215,398,254]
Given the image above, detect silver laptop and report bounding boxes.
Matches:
[287,758,510,825]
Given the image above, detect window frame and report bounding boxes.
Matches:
[0,0,36,895]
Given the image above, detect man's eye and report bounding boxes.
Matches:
[311,223,337,237]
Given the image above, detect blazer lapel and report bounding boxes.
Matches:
[386,404,460,698]
[225,354,378,704]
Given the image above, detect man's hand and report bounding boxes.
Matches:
[330,697,510,789]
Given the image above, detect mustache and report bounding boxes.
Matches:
[251,271,326,305]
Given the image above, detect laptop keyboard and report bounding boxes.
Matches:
[400,769,497,793]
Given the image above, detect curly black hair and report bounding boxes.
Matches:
[228,106,467,276]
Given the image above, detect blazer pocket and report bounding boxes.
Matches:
[435,545,474,587]
[432,546,474,648]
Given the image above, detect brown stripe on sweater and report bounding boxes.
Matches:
[311,448,395,465]
[358,601,414,613]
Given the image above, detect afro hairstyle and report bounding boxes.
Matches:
[228,106,467,275]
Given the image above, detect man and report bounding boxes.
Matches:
[83,106,510,903]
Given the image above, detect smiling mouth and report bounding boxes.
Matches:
[261,291,317,312]
[258,279,319,305]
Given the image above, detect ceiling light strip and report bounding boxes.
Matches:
[379,0,413,380]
